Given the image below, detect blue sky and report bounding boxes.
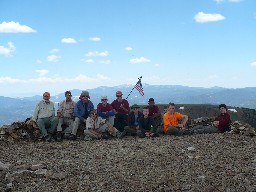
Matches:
[0,0,256,97]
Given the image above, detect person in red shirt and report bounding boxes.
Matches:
[111,91,130,131]
[97,96,115,126]
[146,98,162,127]
[190,104,231,134]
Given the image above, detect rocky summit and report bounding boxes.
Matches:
[0,134,255,191]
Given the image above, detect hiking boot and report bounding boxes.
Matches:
[118,130,127,139]
[44,134,54,142]
[68,134,77,140]
[56,132,62,142]
[84,135,93,141]
[102,133,111,140]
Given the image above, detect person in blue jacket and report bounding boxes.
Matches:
[69,91,94,140]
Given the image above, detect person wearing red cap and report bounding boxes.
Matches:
[110,91,130,132]
[32,92,58,142]
[56,91,76,141]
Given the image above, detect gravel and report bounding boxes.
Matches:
[1,133,256,192]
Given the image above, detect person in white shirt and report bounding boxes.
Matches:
[32,92,58,142]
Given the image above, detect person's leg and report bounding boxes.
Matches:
[137,128,146,138]
[71,117,81,136]
[49,116,58,134]
[191,125,220,134]
[37,118,48,137]
[108,116,115,126]
[84,129,98,140]
[57,118,63,132]
[63,119,74,134]
[166,125,182,136]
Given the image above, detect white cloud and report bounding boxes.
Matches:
[0,21,36,33]
[129,57,151,64]
[81,59,94,63]
[89,37,101,42]
[0,74,111,84]
[214,0,224,3]
[194,12,225,23]
[98,60,111,64]
[154,63,160,67]
[214,0,242,3]
[47,54,61,62]
[35,69,48,76]
[125,47,133,51]
[228,0,242,2]
[85,51,109,57]
[61,38,77,44]
[250,61,256,67]
[36,59,42,64]
[50,49,60,53]
[0,42,16,56]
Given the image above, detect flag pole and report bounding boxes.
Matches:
[126,76,142,100]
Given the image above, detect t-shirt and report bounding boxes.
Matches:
[163,112,183,133]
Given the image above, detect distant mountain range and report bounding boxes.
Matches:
[1,84,256,126]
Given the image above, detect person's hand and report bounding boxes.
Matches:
[177,124,185,128]
[32,121,38,128]
[150,133,154,137]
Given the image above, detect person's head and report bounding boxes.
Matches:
[142,107,149,117]
[65,91,72,101]
[101,96,108,104]
[116,91,123,100]
[90,110,98,120]
[148,98,155,106]
[80,91,90,102]
[131,104,140,113]
[43,92,50,101]
[168,102,176,114]
[219,104,227,114]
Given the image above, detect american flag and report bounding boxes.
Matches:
[134,79,144,96]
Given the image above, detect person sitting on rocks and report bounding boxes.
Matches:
[69,91,94,140]
[111,91,130,132]
[97,96,115,127]
[163,102,188,136]
[146,98,162,126]
[84,110,120,140]
[32,92,58,142]
[118,104,143,139]
[56,91,76,141]
[137,107,158,138]
[189,104,231,134]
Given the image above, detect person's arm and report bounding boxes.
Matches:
[177,114,188,128]
[74,103,85,122]
[32,103,40,122]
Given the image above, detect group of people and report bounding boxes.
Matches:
[31,90,231,142]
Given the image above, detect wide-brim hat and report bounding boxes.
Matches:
[131,104,140,109]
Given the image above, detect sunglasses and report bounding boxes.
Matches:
[66,94,72,96]
[92,113,97,116]
[81,95,89,98]
[116,95,122,97]
[101,99,107,101]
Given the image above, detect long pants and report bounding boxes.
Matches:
[114,114,128,132]
[190,125,221,134]
[57,117,74,133]
[37,117,58,137]
[71,117,85,135]
[166,125,183,136]
[137,128,159,138]
[84,124,119,139]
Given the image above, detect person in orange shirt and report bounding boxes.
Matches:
[163,103,188,136]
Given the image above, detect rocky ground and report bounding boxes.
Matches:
[0,134,256,192]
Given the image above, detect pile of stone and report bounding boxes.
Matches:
[0,119,41,141]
